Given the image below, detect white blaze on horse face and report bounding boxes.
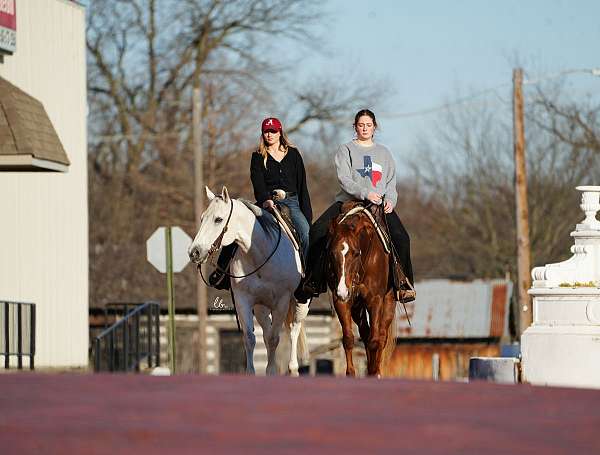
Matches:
[337,242,350,300]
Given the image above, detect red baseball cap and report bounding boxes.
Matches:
[261,117,282,133]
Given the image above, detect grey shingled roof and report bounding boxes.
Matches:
[0,77,70,167]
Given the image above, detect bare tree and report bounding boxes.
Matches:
[405,91,598,282]
[87,0,389,308]
[529,84,600,180]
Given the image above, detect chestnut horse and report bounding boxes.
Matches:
[327,202,396,377]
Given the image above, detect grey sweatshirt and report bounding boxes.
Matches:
[334,141,398,207]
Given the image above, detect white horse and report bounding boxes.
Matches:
[188,186,309,375]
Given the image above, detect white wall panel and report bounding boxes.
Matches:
[0,0,88,367]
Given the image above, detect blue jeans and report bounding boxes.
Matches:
[278,195,310,261]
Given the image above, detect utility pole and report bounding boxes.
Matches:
[193,86,208,373]
[513,68,532,336]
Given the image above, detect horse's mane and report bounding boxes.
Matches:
[238,199,279,238]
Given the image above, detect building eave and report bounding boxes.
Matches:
[0,154,69,172]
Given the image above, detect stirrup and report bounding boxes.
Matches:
[395,289,416,303]
[294,284,313,304]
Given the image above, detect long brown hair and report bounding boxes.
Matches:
[257,129,296,166]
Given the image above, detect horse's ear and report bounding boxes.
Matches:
[221,186,230,203]
[205,186,215,201]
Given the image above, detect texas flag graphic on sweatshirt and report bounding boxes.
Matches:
[357,156,383,187]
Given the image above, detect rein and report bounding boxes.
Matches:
[337,200,393,305]
[346,202,380,293]
[198,198,283,284]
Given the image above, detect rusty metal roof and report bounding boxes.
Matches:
[397,279,513,339]
[0,77,70,171]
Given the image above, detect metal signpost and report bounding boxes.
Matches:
[146,226,192,374]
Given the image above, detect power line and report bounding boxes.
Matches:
[379,67,600,120]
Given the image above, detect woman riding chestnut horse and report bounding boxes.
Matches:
[298,109,415,376]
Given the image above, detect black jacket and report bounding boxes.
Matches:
[250,147,313,223]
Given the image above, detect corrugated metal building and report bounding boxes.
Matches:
[388,279,513,380]
[0,0,88,367]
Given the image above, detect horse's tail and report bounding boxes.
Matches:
[285,298,308,363]
[381,301,398,377]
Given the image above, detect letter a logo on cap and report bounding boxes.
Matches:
[262,117,282,132]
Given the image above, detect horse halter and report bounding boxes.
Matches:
[207,196,234,256]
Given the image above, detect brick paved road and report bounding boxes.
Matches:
[1,373,599,454]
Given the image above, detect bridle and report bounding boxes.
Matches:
[206,196,234,257]
[198,197,283,285]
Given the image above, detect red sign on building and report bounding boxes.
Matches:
[0,0,16,54]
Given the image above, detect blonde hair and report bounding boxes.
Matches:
[257,130,296,166]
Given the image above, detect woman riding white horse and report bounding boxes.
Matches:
[188,186,308,375]
[209,117,312,292]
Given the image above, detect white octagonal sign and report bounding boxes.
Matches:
[146,226,192,273]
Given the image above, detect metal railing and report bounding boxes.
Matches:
[93,301,160,372]
[1,301,36,370]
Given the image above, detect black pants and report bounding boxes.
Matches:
[306,201,414,286]
[385,209,414,284]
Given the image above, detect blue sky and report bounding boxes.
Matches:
[286,0,600,160]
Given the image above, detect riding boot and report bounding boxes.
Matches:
[294,276,314,304]
[389,249,416,303]
[294,240,327,303]
[294,201,342,303]
[384,211,415,303]
[208,244,238,290]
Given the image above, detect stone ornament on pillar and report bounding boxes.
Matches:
[522,185,600,389]
[531,186,600,288]
[577,185,600,231]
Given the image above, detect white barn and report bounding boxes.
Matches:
[0,0,88,368]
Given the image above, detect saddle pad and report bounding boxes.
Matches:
[338,206,391,254]
[271,206,305,272]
